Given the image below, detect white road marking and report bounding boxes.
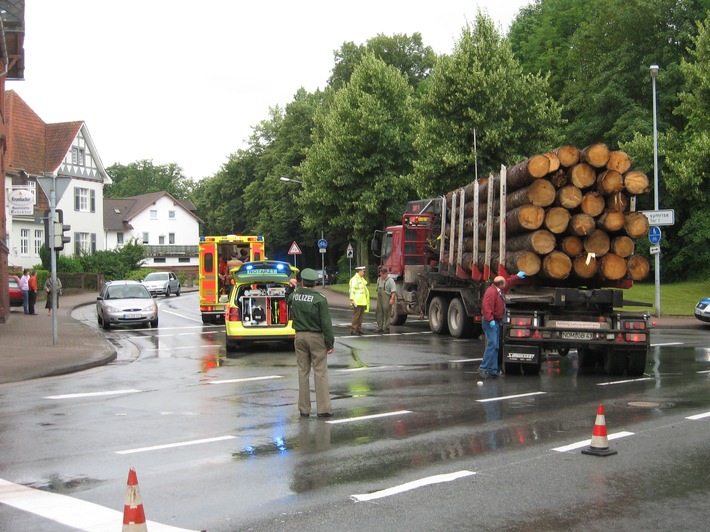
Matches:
[351,470,475,502]
[45,389,142,400]
[551,431,634,452]
[597,377,654,386]
[116,435,237,455]
[697,370,710,374]
[0,478,196,531]
[339,366,397,372]
[206,376,282,385]
[327,410,413,425]
[686,411,710,420]
[476,391,546,403]
[651,342,684,347]
[450,358,482,363]
[161,309,204,323]
[140,345,220,351]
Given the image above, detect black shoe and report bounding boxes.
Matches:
[490,370,505,378]
[354,331,363,336]
[375,328,383,333]
[317,412,334,418]
[300,413,310,418]
[478,369,490,379]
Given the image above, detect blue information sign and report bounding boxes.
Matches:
[317,238,328,249]
[648,226,662,245]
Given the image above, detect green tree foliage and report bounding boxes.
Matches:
[329,33,437,90]
[300,53,418,263]
[413,12,563,197]
[78,239,147,280]
[105,160,194,199]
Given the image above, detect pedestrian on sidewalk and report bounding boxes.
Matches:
[349,266,369,335]
[28,270,38,315]
[288,268,335,418]
[375,267,396,333]
[44,276,63,316]
[19,269,30,314]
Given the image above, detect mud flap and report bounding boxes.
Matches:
[503,344,540,365]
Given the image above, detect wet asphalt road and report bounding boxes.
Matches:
[0,292,709,531]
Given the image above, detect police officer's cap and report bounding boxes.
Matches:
[355,265,366,271]
[300,268,319,282]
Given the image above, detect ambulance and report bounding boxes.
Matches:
[198,235,266,324]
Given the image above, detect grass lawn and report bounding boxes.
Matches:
[329,280,707,317]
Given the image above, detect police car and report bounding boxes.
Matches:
[224,260,297,351]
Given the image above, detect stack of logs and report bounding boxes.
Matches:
[447,143,651,284]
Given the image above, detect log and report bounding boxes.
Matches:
[599,253,627,281]
[506,154,551,189]
[611,235,635,258]
[556,185,583,209]
[544,206,571,234]
[506,230,556,254]
[507,179,556,209]
[560,235,584,256]
[580,191,605,217]
[580,142,610,168]
[458,204,545,239]
[624,170,650,195]
[607,150,632,174]
[597,210,626,232]
[542,251,572,280]
[548,168,568,188]
[626,254,650,281]
[624,211,650,238]
[606,191,629,212]
[473,251,542,277]
[544,151,560,173]
[568,213,596,236]
[584,229,610,257]
[567,163,597,189]
[573,253,598,279]
[596,169,624,195]
[553,145,580,167]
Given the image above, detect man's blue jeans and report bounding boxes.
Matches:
[21,289,29,314]
[480,322,500,374]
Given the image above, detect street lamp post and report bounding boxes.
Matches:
[279,176,303,184]
[650,64,661,318]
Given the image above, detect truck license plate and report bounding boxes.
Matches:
[561,331,593,340]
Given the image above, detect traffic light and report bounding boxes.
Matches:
[53,209,71,250]
[43,209,51,249]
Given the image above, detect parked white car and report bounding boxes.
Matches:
[142,271,181,297]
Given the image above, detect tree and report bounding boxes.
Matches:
[413,12,563,198]
[105,160,194,199]
[300,53,418,265]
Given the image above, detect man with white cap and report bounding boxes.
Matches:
[349,266,370,335]
[479,271,526,378]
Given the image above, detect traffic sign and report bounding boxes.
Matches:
[649,245,661,255]
[648,226,662,245]
[288,241,301,255]
[317,238,328,249]
[640,209,675,226]
[346,249,353,258]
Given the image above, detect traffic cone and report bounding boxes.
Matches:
[122,468,148,531]
[581,404,618,457]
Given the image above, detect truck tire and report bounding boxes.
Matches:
[428,296,449,335]
[604,349,627,376]
[447,298,473,338]
[389,304,407,326]
[626,350,647,376]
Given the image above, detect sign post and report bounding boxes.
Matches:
[346,243,353,278]
[317,237,327,286]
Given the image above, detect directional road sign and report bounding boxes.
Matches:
[640,209,675,226]
[648,226,662,245]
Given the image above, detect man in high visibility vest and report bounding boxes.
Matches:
[349,266,370,335]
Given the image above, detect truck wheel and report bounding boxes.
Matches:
[428,296,449,335]
[447,298,473,338]
[604,349,627,376]
[557,346,570,357]
[626,351,647,376]
[389,305,407,326]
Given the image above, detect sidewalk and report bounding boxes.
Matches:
[0,286,705,385]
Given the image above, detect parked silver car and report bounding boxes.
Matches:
[96,280,158,329]
[142,271,181,297]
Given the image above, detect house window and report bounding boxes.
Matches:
[142,232,149,244]
[150,210,158,220]
[169,233,175,244]
[74,232,90,254]
[159,235,165,245]
[71,147,85,166]
[34,230,43,254]
[168,210,176,220]
[74,188,96,212]
[178,257,190,263]
[117,232,124,245]
[154,257,166,264]
[20,229,29,255]
[28,181,37,205]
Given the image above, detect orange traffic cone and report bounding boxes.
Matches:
[122,468,148,531]
[581,404,618,457]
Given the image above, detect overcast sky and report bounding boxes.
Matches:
[10,0,531,181]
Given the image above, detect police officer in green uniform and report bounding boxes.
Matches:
[288,268,335,418]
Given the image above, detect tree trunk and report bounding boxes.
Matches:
[560,235,584,257]
[568,213,596,236]
[607,150,632,174]
[553,145,580,167]
[624,211,650,238]
[580,142,610,168]
[556,185,583,209]
[611,235,635,258]
[544,206,571,234]
[567,163,597,189]
[507,179,556,209]
[506,230,556,254]
[597,210,626,232]
[584,228,610,257]
[580,191,605,217]
[506,154,551,189]
[596,169,624,195]
[599,253,627,280]
[624,170,650,195]
[626,254,650,281]
[573,254,598,279]
[541,251,572,280]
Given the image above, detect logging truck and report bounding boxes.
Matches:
[372,144,652,376]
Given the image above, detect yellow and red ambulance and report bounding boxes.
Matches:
[198,235,265,324]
